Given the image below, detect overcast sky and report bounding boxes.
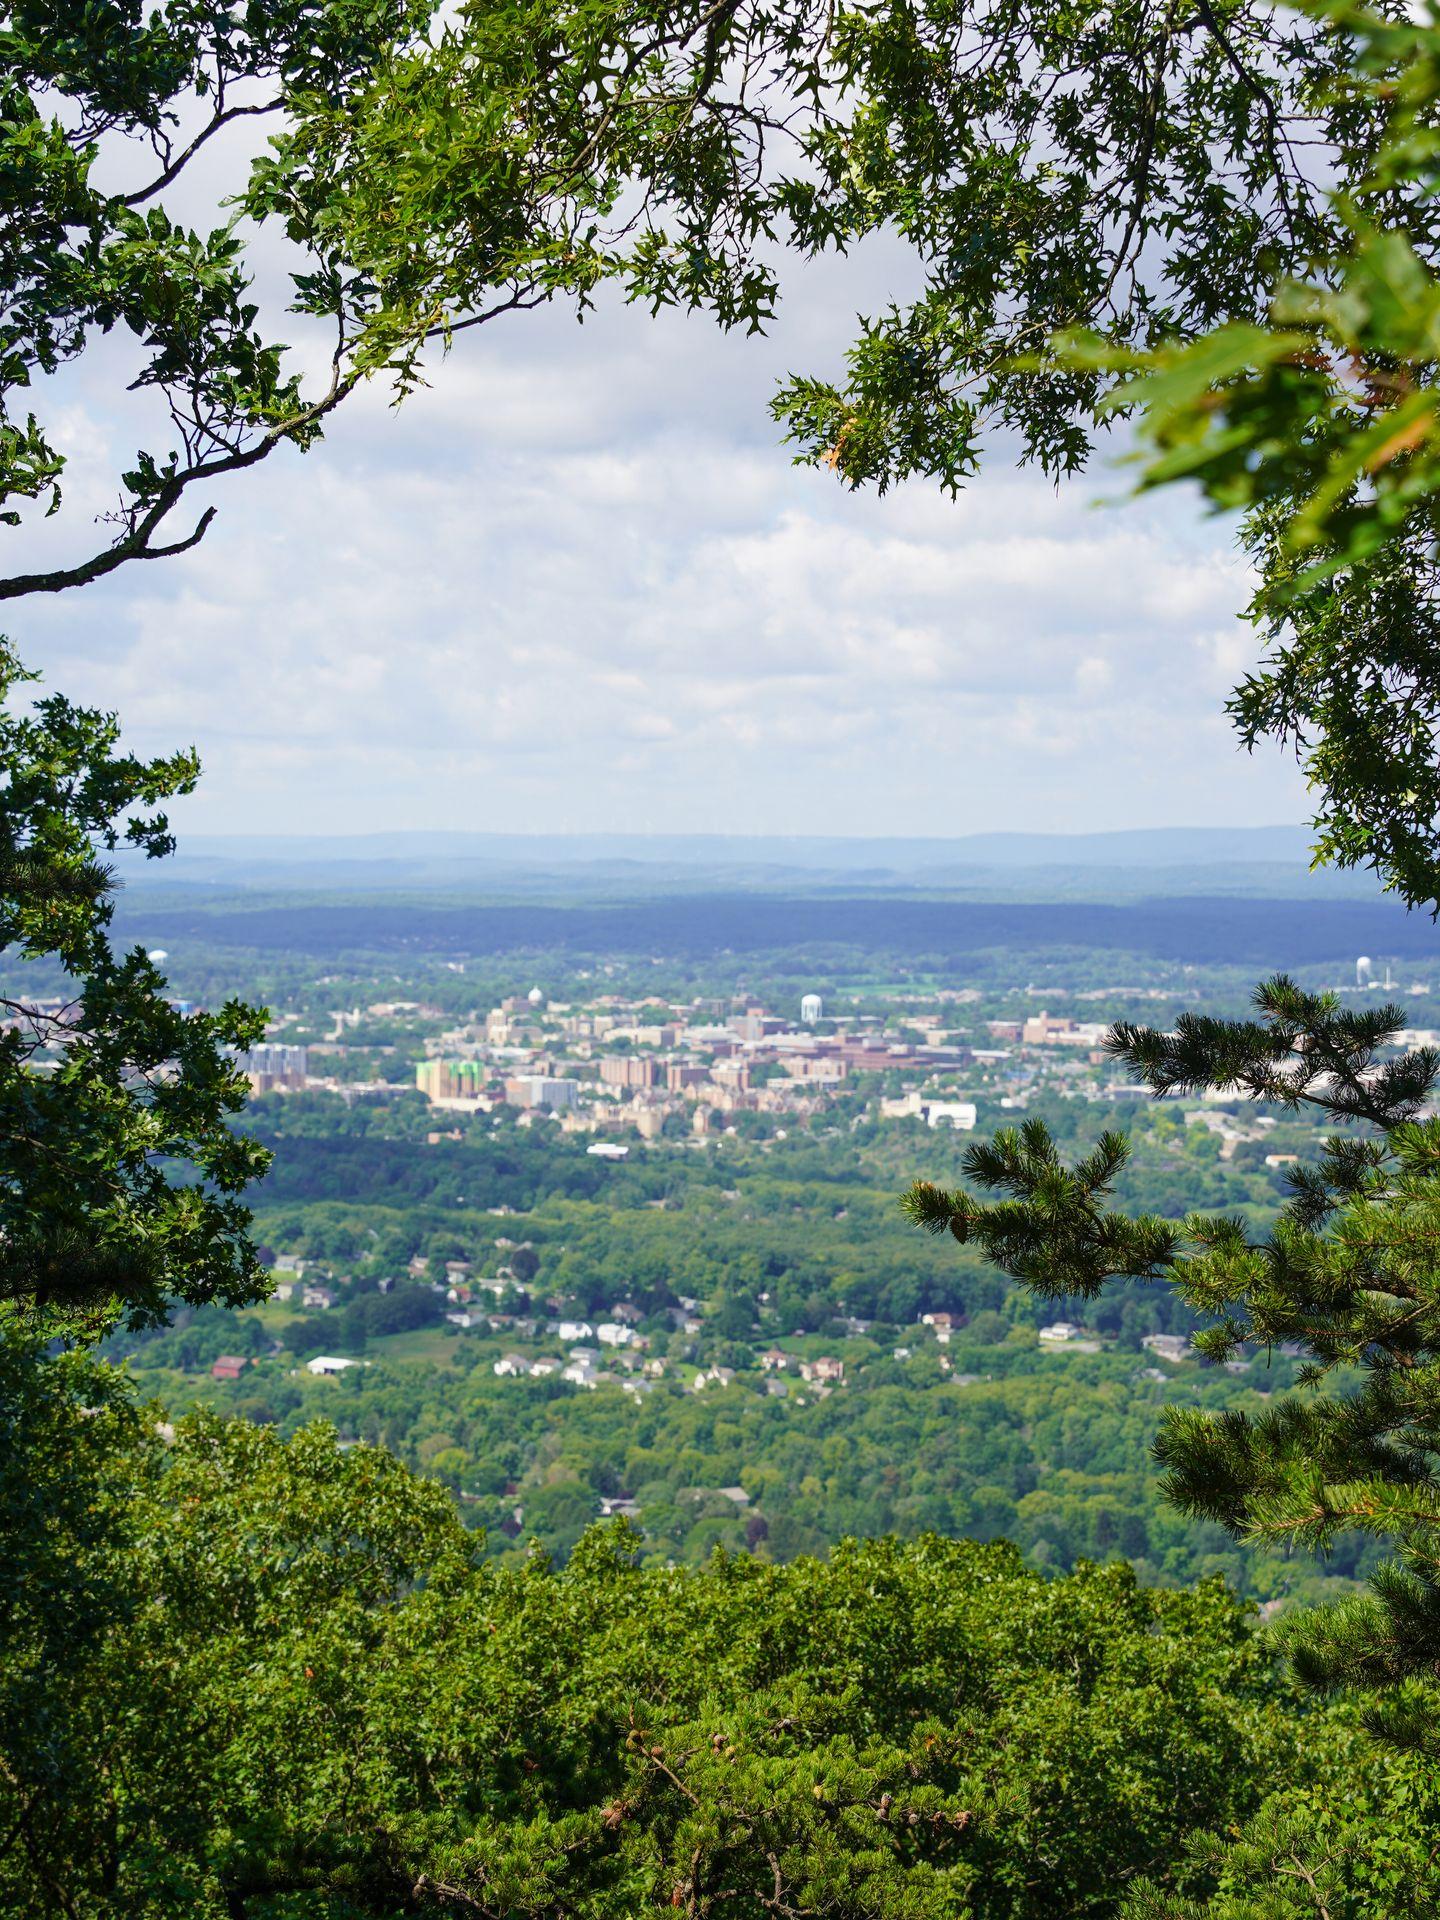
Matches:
[16,208,1311,842]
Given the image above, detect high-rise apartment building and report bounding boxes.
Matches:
[503,1075,579,1111]
[239,1043,308,1093]
[600,1056,660,1090]
[416,1059,489,1102]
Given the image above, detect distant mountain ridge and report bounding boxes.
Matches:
[141,824,1317,871]
[114,825,1381,902]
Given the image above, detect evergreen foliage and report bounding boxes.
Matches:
[906,977,1440,1743]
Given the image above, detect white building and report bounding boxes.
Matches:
[1038,1322,1083,1344]
[1142,1333,1191,1364]
[305,1355,359,1376]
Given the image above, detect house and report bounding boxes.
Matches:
[445,1310,481,1329]
[305,1355,359,1376]
[607,1301,644,1324]
[561,1359,599,1388]
[599,1494,641,1516]
[1039,1321,1102,1353]
[799,1356,845,1385]
[271,1281,295,1302]
[555,1319,594,1343]
[493,1353,531,1377]
[211,1355,247,1381]
[691,1365,736,1392]
[587,1141,629,1159]
[302,1284,335,1310]
[1142,1333,1191,1364]
[759,1347,790,1372]
[596,1322,634,1347]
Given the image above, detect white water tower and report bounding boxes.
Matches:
[1357,956,1374,989]
[801,992,823,1025]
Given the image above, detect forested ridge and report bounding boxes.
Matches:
[112,891,1440,965]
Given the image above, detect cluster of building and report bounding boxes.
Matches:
[409,989,978,1137]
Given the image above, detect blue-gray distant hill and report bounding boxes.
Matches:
[115,825,1382,902]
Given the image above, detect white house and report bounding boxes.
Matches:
[493,1353,531,1377]
[305,1355,359,1376]
[555,1319,594,1342]
[596,1322,634,1347]
[1142,1333,1191,1364]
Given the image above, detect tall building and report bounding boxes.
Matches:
[417,1059,489,1102]
[600,1056,660,1089]
[504,1075,579,1111]
[239,1043,308,1092]
[665,1063,709,1092]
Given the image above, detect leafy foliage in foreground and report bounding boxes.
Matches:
[0,1331,1291,1920]
[4,0,1412,604]
[1076,0,1440,908]
[0,646,268,1330]
[906,977,1440,1743]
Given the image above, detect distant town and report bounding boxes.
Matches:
[239,985,1179,1136]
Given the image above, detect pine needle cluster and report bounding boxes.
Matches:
[904,976,1440,1739]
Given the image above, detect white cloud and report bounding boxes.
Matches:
[11,258,1304,840]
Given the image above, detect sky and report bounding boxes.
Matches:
[14,151,1313,842]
